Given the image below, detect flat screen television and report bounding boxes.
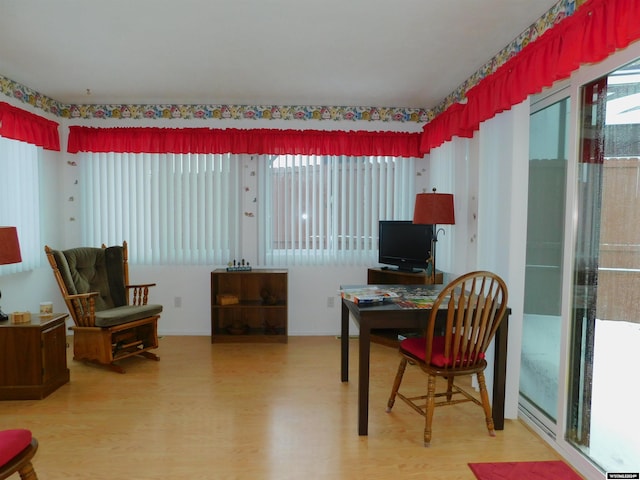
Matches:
[378,220,433,272]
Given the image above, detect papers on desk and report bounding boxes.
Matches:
[340,285,445,308]
[340,287,400,305]
[395,296,438,309]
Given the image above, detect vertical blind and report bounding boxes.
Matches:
[258,154,416,266]
[79,152,416,266]
[80,152,241,265]
[0,136,40,273]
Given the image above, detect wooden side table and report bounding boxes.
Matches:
[0,313,70,400]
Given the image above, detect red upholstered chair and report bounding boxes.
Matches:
[0,429,39,480]
[386,271,508,446]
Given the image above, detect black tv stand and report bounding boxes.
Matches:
[396,267,424,273]
[380,265,425,273]
[367,267,443,285]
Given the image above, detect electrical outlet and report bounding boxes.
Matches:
[174,296,182,308]
[327,296,335,308]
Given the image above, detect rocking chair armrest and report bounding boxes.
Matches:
[126,283,157,306]
[126,283,157,289]
[66,292,99,301]
[65,292,99,327]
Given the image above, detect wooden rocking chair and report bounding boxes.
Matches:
[45,241,162,373]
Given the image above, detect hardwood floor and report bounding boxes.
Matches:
[1,336,566,479]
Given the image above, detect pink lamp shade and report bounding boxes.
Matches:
[413,192,455,225]
[0,227,22,265]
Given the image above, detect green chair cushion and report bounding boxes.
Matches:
[95,304,163,328]
[53,247,115,311]
[52,245,130,312]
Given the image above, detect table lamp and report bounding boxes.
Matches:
[0,226,22,321]
[412,189,455,283]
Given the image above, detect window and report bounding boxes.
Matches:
[0,136,40,273]
[79,152,241,265]
[258,154,416,265]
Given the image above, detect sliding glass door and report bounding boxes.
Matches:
[568,58,640,473]
[521,92,569,427]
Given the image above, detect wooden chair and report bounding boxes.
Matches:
[386,271,508,446]
[45,241,162,373]
[0,429,38,480]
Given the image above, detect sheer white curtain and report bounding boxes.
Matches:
[79,152,241,265]
[476,100,530,421]
[0,136,40,273]
[258,154,416,266]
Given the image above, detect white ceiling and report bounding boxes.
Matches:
[0,0,559,110]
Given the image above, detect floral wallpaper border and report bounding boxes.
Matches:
[0,0,576,123]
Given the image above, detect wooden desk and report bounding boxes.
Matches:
[367,268,443,347]
[340,285,509,436]
[0,313,70,400]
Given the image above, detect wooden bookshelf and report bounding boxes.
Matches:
[211,269,288,343]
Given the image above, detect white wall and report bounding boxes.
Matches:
[130,264,368,337]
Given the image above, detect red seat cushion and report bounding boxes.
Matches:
[400,336,484,367]
[0,429,32,467]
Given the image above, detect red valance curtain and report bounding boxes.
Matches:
[68,126,423,158]
[420,0,640,153]
[0,102,60,151]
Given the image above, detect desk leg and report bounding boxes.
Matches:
[358,323,371,436]
[341,301,349,382]
[492,316,508,430]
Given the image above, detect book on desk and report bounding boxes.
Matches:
[340,287,400,305]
